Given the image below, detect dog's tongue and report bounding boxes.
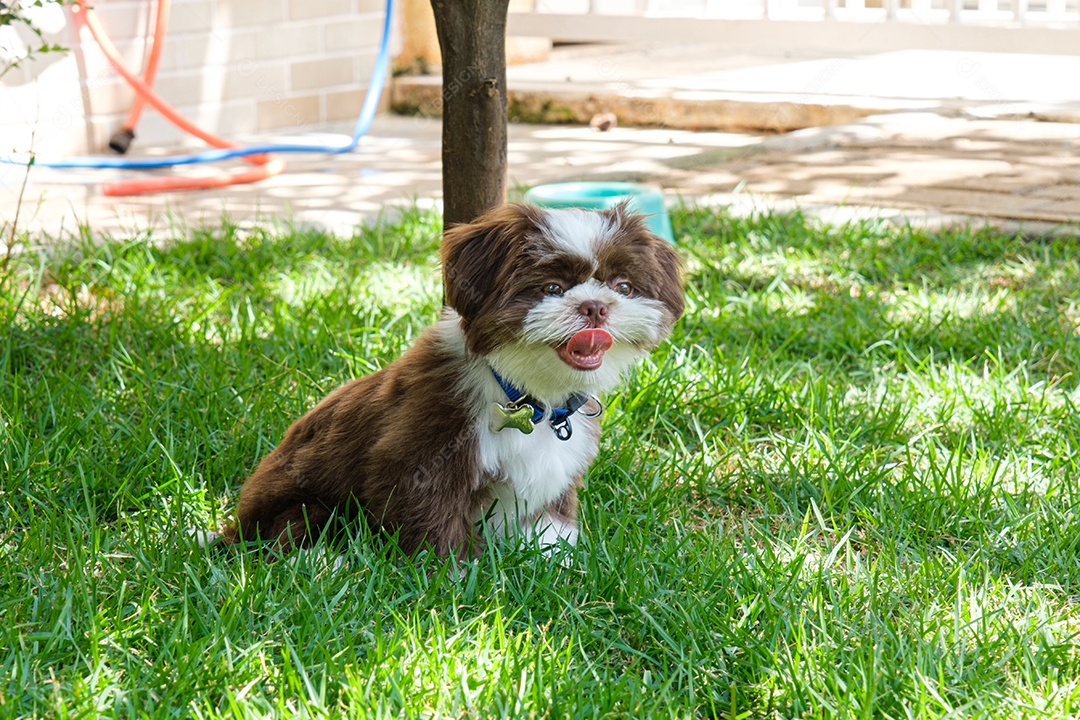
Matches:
[556,329,614,370]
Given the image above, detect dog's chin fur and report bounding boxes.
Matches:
[219,203,684,560]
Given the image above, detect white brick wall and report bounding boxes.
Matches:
[0,0,388,158]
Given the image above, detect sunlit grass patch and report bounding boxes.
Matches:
[4,205,1080,718]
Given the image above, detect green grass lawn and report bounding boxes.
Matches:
[3,206,1080,719]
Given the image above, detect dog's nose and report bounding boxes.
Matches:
[579,300,609,326]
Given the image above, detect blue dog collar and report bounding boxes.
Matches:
[489,368,599,440]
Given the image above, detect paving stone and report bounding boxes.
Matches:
[5,42,1080,242]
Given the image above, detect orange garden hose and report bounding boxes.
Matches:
[107,0,169,153]
[73,0,284,196]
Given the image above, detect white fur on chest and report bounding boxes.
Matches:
[477,417,595,547]
[477,414,597,514]
[434,313,599,544]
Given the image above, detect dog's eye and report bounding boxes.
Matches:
[543,283,564,296]
[613,281,634,296]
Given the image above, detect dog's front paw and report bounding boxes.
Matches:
[187,527,221,549]
[533,512,579,550]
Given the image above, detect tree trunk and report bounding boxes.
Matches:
[429,0,510,228]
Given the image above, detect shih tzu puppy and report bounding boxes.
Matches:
[216,203,683,559]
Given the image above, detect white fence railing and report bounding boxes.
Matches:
[507,0,1080,54]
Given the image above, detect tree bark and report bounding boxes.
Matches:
[429,0,510,228]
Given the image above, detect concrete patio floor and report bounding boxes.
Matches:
[2,44,1079,244]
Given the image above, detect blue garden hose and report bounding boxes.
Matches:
[0,0,393,171]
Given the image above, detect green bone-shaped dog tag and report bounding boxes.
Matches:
[490,402,534,434]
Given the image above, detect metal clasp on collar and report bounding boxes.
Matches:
[578,396,604,418]
[550,415,573,441]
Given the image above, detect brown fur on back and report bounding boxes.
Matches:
[222,328,489,557]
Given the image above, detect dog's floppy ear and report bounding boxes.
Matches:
[604,202,685,323]
[440,204,539,321]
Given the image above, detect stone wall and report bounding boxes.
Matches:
[0,0,388,158]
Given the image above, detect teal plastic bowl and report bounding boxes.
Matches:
[523,181,674,242]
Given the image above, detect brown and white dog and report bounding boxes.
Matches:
[215,203,683,559]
